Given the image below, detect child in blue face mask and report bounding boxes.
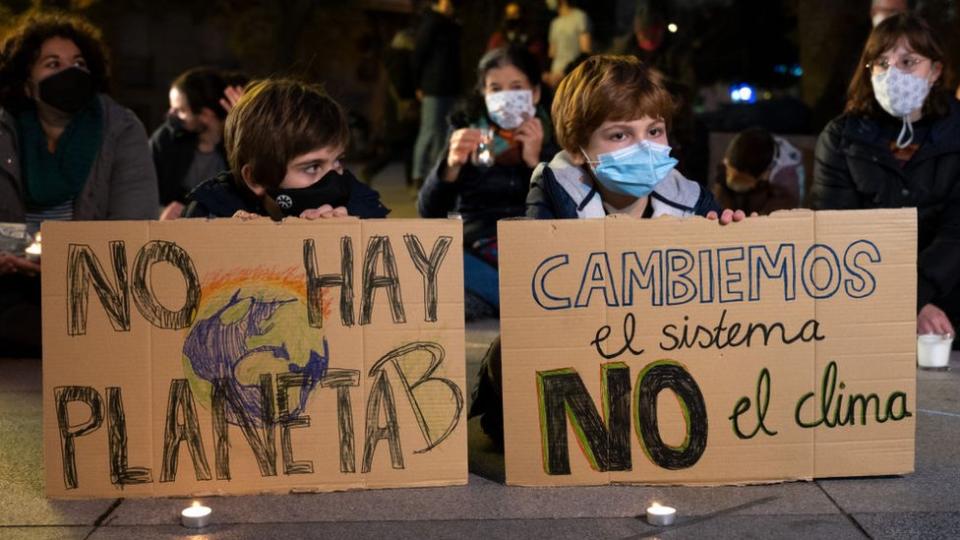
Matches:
[527,54,747,223]
[470,55,748,449]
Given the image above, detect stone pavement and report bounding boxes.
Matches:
[2,332,959,539]
[1,164,958,539]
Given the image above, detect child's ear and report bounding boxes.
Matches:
[240,164,266,197]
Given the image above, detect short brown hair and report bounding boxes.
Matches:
[551,55,674,154]
[0,10,110,110]
[845,13,950,118]
[224,78,349,190]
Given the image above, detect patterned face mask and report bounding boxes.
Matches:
[871,67,932,148]
[484,89,535,130]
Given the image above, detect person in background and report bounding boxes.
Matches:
[712,127,801,215]
[811,14,960,338]
[184,78,388,221]
[871,0,909,27]
[361,27,420,186]
[152,67,248,220]
[0,10,158,357]
[411,0,461,189]
[545,0,592,87]
[472,55,747,448]
[487,3,547,71]
[418,46,557,319]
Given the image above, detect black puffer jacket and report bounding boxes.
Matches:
[811,100,960,311]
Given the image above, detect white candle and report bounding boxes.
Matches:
[24,241,41,262]
[646,502,677,526]
[180,501,212,528]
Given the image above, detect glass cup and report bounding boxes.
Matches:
[471,127,495,168]
[917,333,953,370]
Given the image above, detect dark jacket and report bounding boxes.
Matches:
[417,111,558,247]
[811,101,960,311]
[0,94,158,223]
[184,171,390,219]
[150,116,226,205]
[413,9,462,96]
[527,151,721,219]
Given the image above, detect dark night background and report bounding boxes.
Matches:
[2,0,958,158]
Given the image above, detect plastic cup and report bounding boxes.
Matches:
[917,334,953,370]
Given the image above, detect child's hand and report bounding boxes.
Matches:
[515,115,544,168]
[300,205,349,219]
[706,209,751,225]
[444,128,483,180]
[232,210,262,221]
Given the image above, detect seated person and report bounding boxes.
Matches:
[0,11,158,357]
[527,55,725,220]
[152,67,247,220]
[184,79,389,220]
[471,55,746,447]
[811,14,960,338]
[712,127,799,216]
[418,46,557,318]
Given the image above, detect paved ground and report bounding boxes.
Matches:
[1,164,959,539]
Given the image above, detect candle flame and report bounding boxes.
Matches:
[192,501,200,508]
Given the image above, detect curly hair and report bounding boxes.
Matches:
[0,10,111,110]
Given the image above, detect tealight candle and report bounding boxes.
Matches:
[24,241,41,262]
[180,501,212,528]
[646,502,677,526]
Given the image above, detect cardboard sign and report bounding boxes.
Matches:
[42,218,466,498]
[498,209,916,486]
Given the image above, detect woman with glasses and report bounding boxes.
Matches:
[811,13,960,339]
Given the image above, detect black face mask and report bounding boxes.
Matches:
[269,168,354,217]
[38,67,96,114]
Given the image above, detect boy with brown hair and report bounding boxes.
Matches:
[184,78,389,220]
[471,55,746,448]
[527,54,742,222]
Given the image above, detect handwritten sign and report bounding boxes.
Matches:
[498,209,916,486]
[42,218,466,498]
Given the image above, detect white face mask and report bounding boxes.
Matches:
[871,67,932,148]
[484,89,535,130]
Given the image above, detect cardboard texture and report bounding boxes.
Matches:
[498,209,916,486]
[42,218,466,499]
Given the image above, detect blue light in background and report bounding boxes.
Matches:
[729,83,757,104]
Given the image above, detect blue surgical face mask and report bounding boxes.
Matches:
[582,140,678,198]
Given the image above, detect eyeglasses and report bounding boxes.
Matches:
[866,56,930,74]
